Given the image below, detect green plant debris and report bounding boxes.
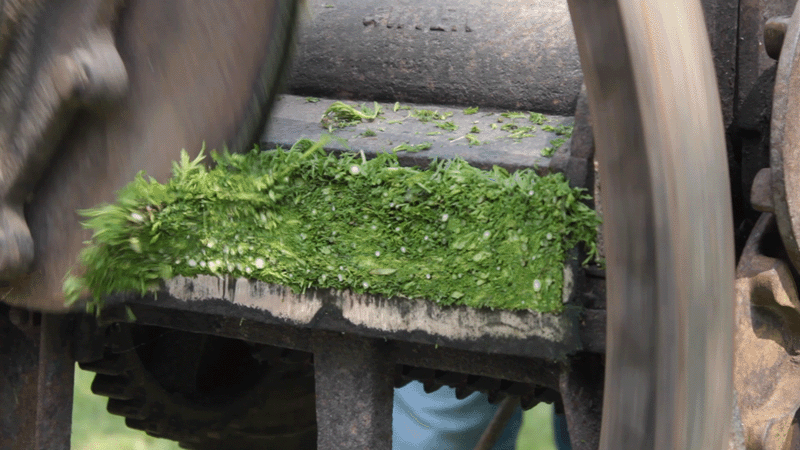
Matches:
[529,112,547,125]
[393,102,412,112]
[305,97,320,103]
[501,123,536,140]
[541,125,574,156]
[392,142,432,153]
[464,106,479,115]
[500,112,528,121]
[426,131,442,136]
[64,138,599,316]
[412,109,452,123]
[360,129,377,137]
[542,124,573,136]
[435,121,458,132]
[320,101,382,132]
[465,134,481,146]
[470,126,480,134]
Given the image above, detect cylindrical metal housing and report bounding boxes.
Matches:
[287,0,583,115]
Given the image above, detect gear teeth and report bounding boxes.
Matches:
[504,381,536,397]
[106,398,148,419]
[487,390,508,404]
[79,353,127,375]
[422,380,441,394]
[91,374,135,400]
[455,386,472,400]
[520,393,539,410]
[125,418,147,431]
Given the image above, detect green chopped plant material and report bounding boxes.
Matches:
[393,142,432,153]
[529,112,547,125]
[465,134,481,146]
[360,129,377,137]
[542,124,573,136]
[305,97,320,103]
[426,131,442,136]
[464,106,479,115]
[541,125,573,156]
[64,138,600,315]
[491,123,498,130]
[436,121,458,132]
[500,123,536,140]
[321,101,382,132]
[470,126,480,134]
[412,109,452,123]
[542,137,569,157]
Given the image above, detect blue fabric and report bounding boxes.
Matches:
[393,381,522,450]
[553,413,572,450]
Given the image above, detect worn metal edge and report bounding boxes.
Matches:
[106,274,583,361]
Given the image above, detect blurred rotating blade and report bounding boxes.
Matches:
[567,1,735,449]
[5,0,300,311]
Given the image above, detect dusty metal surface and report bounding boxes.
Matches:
[733,213,800,450]
[569,0,735,449]
[738,0,796,116]
[1,0,300,312]
[700,0,740,128]
[558,353,602,450]
[129,275,585,361]
[94,297,576,387]
[0,307,39,450]
[34,314,74,450]
[287,0,583,115]
[768,2,800,275]
[312,331,394,450]
[264,94,574,175]
[0,309,76,450]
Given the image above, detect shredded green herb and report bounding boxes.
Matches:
[392,142,432,153]
[435,121,458,132]
[64,138,599,316]
[541,125,574,156]
[465,134,481,146]
[320,101,382,132]
[464,106,480,115]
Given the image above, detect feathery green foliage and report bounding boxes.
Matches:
[65,139,599,315]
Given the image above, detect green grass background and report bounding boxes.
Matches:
[72,365,556,450]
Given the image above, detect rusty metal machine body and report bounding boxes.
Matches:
[3,0,800,449]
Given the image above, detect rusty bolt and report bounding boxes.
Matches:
[765,16,791,60]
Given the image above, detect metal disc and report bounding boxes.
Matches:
[567,0,735,448]
[4,0,300,311]
[771,3,800,275]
